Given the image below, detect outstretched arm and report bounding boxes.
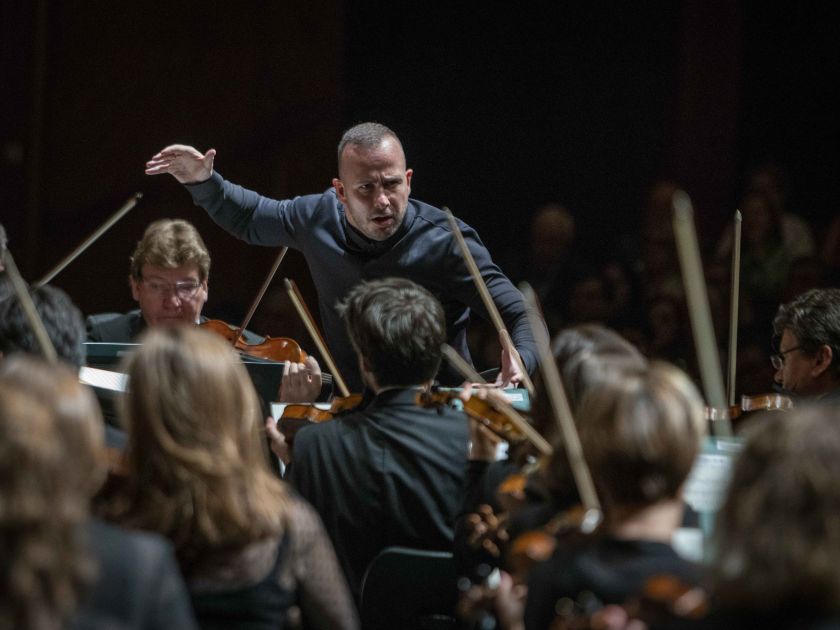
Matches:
[145,145,216,184]
[145,144,315,249]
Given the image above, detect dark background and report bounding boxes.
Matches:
[2,1,838,338]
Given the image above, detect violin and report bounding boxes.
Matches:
[548,574,709,629]
[199,318,308,363]
[276,394,365,448]
[415,389,529,445]
[507,505,590,582]
[706,392,794,425]
[198,247,317,364]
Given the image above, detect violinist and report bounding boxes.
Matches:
[86,218,224,340]
[0,282,129,451]
[771,287,840,402]
[697,407,840,628]
[145,122,542,392]
[456,325,647,577]
[267,277,470,602]
[0,283,87,368]
[520,363,706,629]
[0,355,198,630]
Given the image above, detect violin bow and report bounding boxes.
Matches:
[3,249,58,364]
[284,278,351,398]
[520,282,602,531]
[443,208,536,396]
[671,191,733,437]
[441,343,552,456]
[34,192,142,288]
[726,210,742,408]
[231,247,288,346]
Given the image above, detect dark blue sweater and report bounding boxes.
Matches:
[187,172,538,391]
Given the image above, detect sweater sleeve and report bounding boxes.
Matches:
[185,172,312,249]
[447,220,542,376]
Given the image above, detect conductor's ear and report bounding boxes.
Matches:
[333,178,346,203]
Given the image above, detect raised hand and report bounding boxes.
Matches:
[145,144,216,184]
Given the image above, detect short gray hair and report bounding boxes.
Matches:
[337,122,401,171]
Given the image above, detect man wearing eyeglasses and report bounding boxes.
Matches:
[86,219,211,341]
[772,288,840,400]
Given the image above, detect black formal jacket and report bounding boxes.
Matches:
[86,309,147,343]
[286,388,470,600]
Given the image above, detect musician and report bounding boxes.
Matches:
[701,406,840,628]
[0,356,198,630]
[145,122,540,391]
[0,372,94,630]
[772,287,840,400]
[86,218,211,341]
[269,277,470,600]
[522,363,705,629]
[458,325,648,537]
[0,284,86,368]
[105,326,358,629]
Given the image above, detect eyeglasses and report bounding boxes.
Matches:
[770,345,802,370]
[141,278,202,299]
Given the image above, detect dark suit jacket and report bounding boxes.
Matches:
[287,388,469,600]
[86,310,268,345]
[86,310,147,343]
[73,518,197,630]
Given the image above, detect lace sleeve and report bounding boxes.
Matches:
[281,496,359,630]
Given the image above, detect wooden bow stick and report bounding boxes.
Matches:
[520,282,602,532]
[441,343,552,457]
[672,191,733,437]
[726,210,742,408]
[443,208,535,396]
[3,249,58,364]
[231,247,288,346]
[34,192,142,288]
[284,278,351,398]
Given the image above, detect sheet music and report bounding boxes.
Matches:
[79,366,128,392]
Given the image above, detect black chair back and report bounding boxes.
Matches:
[359,546,459,630]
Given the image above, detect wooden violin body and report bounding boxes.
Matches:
[415,389,529,445]
[277,394,364,448]
[706,392,794,426]
[199,319,307,363]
